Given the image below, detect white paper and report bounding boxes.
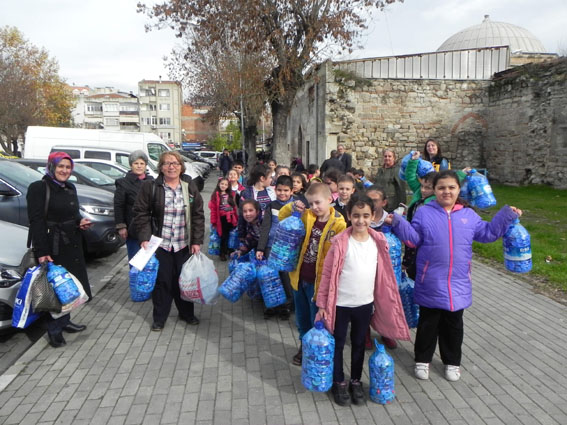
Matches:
[129,235,163,270]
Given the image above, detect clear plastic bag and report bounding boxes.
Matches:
[179,252,219,304]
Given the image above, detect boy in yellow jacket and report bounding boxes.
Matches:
[279,182,346,365]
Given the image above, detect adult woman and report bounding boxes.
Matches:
[27,152,91,348]
[133,151,205,331]
[373,149,407,213]
[114,150,154,261]
[423,138,451,171]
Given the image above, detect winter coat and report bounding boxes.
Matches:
[218,154,233,175]
[279,203,346,296]
[391,201,518,311]
[114,171,154,239]
[27,176,91,298]
[320,157,345,174]
[315,227,411,340]
[257,198,294,252]
[208,191,238,237]
[373,163,407,213]
[133,174,205,246]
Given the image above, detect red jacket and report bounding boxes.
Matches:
[208,191,238,236]
[316,227,411,341]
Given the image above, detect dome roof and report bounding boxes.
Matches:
[437,15,546,54]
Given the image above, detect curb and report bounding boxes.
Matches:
[0,252,127,393]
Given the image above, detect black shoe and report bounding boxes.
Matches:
[278,307,290,321]
[219,254,227,261]
[264,308,276,319]
[331,381,351,406]
[48,333,66,348]
[181,316,200,326]
[151,322,164,331]
[63,322,87,333]
[292,344,302,366]
[349,379,365,405]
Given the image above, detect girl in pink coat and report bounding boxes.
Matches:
[208,178,238,261]
[316,194,410,407]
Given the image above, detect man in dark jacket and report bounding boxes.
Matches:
[320,150,345,174]
[337,144,352,171]
[218,149,233,176]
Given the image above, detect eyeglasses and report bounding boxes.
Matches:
[163,162,181,167]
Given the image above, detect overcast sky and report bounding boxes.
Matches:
[2,0,566,94]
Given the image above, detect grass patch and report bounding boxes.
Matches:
[472,184,567,291]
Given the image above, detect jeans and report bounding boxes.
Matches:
[293,280,318,341]
[126,237,140,262]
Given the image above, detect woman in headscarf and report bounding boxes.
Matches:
[114,150,154,261]
[27,152,92,348]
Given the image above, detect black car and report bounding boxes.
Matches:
[16,159,116,192]
[0,160,122,256]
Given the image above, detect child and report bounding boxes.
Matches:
[291,172,309,206]
[267,159,277,184]
[307,164,320,182]
[388,170,522,382]
[273,165,290,186]
[353,169,370,190]
[208,178,239,261]
[235,199,262,256]
[256,175,295,320]
[366,186,389,231]
[322,168,342,201]
[238,164,276,240]
[334,174,356,225]
[228,169,245,200]
[232,160,246,185]
[279,182,347,366]
[316,194,410,406]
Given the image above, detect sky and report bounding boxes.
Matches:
[2,0,566,94]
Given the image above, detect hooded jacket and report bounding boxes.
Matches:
[315,227,411,340]
[208,191,238,237]
[392,201,518,311]
[279,203,346,296]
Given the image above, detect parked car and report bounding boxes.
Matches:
[195,150,222,163]
[178,150,216,168]
[73,159,131,179]
[15,159,116,192]
[0,220,29,331]
[0,160,122,256]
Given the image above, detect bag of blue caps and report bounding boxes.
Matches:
[245,252,263,300]
[301,321,334,392]
[369,340,395,404]
[503,218,532,273]
[208,225,221,256]
[218,262,256,303]
[382,226,402,287]
[228,251,250,273]
[399,151,435,181]
[256,262,287,308]
[268,211,306,272]
[228,228,240,250]
[399,272,419,328]
[466,169,497,209]
[47,263,81,305]
[129,255,159,302]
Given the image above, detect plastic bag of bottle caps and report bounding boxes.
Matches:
[228,251,249,273]
[256,262,287,308]
[268,211,306,272]
[301,321,335,392]
[382,226,402,287]
[399,272,419,328]
[129,255,159,302]
[218,262,256,303]
[459,174,472,202]
[208,225,221,256]
[503,218,532,273]
[228,228,240,250]
[47,263,81,305]
[399,152,435,181]
[369,339,395,404]
[467,169,497,209]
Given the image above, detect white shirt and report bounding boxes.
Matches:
[336,236,378,307]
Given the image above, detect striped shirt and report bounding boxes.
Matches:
[160,183,187,252]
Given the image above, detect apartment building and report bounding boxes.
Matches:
[181,104,217,143]
[138,79,183,146]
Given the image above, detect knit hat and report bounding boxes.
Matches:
[129,150,148,165]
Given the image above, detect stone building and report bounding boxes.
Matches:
[286,17,566,188]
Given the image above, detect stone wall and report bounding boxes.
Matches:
[486,58,567,188]
[324,62,490,177]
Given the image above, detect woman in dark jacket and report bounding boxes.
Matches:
[133,151,205,331]
[373,149,407,213]
[27,152,91,348]
[114,150,154,261]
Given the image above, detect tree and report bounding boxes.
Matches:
[0,26,72,154]
[209,122,242,152]
[138,0,400,164]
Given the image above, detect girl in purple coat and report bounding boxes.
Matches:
[387,170,522,382]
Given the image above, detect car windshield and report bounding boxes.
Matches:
[0,160,43,188]
[73,164,115,185]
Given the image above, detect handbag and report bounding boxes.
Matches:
[31,263,62,313]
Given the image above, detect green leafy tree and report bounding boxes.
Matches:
[209,122,242,152]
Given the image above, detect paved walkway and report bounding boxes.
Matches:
[0,180,566,424]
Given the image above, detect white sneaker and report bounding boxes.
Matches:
[445,365,461,382]
[414,362,429,380]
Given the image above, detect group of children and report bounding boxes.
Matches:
[207,155,522,407]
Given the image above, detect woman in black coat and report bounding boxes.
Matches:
[27,152,92,348]
[114,150,154,261]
